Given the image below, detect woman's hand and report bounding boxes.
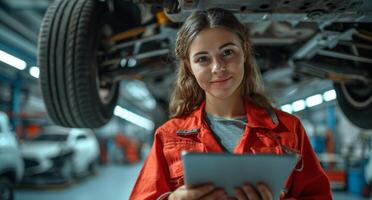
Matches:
[234,183,273,200]
[168,184,228,200]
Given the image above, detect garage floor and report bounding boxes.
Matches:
[16,162,369,200]
[15,163,142,200]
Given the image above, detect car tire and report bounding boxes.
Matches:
[334,82,372,129]
[0,177,13,200]
[38,0,119,128]
[88,160,98,175]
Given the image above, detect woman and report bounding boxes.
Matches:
[130,8,331,200]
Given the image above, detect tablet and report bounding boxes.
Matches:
[182,152,299,199]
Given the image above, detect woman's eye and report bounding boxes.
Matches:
[196,56,209,63]
[223,49,233,57]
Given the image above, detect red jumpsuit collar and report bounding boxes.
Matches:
[191,99,279,130]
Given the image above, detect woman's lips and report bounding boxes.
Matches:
[210,76,232,84]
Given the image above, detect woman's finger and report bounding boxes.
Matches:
[256,183,273,200]
[242,184,260,200]
[187,184,217,199]
[200,188,227,200]
[234,187,248,200]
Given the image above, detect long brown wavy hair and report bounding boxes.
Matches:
[169,8,273,118]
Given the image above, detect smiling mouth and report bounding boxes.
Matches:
[210,76,232,84]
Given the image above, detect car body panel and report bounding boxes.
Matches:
[0,112,24,183]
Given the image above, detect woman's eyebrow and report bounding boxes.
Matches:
[219,42,237,49]
[192,51,208,58]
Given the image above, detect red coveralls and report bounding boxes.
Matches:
[130,100,332,200]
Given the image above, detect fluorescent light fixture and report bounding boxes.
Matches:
[323,89,336,102]
[280,104,293,114]
[29,66,40,78]
[0,49,27,70]
[292,99,306,112]
[306,94,323,107]
[114,106,154,131]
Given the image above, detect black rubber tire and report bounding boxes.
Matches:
[0,177,13,200]
[88,160,98,175]
[38,0,119,128]
[334,82,372,129]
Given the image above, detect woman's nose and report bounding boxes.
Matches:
[211,57,226,73]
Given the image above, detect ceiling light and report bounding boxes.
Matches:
[323,89,336,101]
[292,99,306,112]
[29,66,39,78]
[306,94,323,107]
[114,106,154,131]
[280,104,293,114]
[0,49,26,70]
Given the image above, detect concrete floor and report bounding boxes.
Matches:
[15,163,142,200]
[15,162,370,200]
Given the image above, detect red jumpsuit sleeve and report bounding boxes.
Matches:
[129,128,171,200]
[283,119,332,200]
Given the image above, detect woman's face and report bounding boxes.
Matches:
[187,27,245,101]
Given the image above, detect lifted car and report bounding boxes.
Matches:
[38,0,372,129]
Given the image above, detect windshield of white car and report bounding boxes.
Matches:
[31,134,68,142]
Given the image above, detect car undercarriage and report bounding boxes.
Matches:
[38,0,372,129]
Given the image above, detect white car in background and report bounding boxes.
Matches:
[0,111,24,200]
[21,126,100,184]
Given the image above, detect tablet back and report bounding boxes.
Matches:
[182,152,299,199]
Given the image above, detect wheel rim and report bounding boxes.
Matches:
[341,82,372,108]
[96,23,118,105]
[97,82,118,105]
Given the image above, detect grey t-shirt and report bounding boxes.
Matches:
[205,112,247,152]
